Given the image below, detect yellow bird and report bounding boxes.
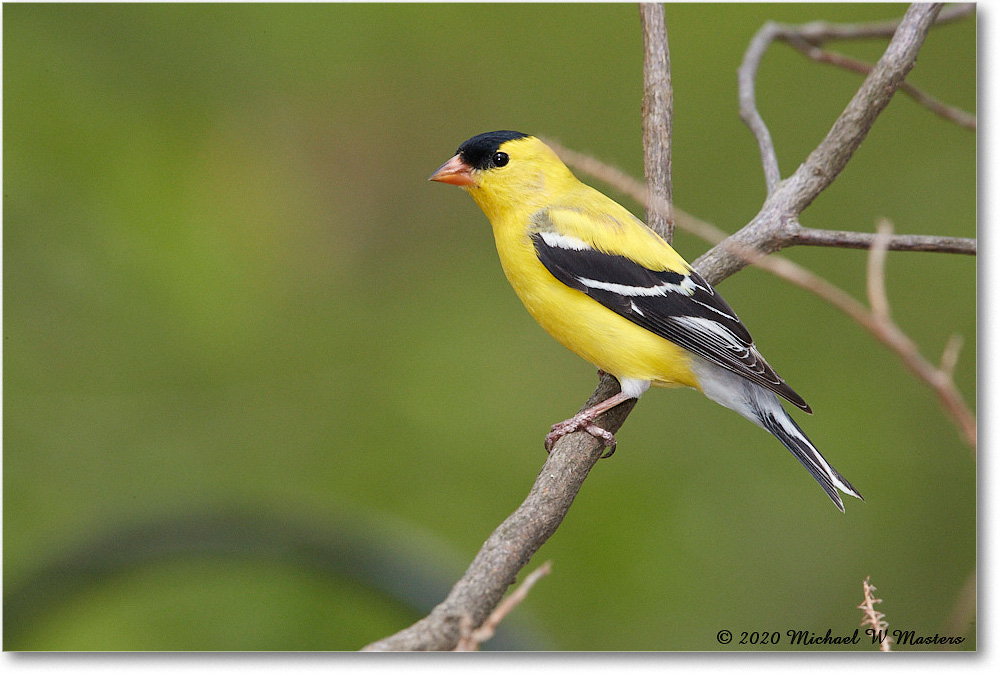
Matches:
[430,131,862,511]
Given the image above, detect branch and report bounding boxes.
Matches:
[779,4,943,214]
[792,226,976,255]
[455,561,553,651]
[768,221,976,449]
[860,221,977,449]
[770,222,975,448]
[699,3,945,284]
[738,22,784,194]
[737,4,975,203]
[736,2,976,185]
[640,2,674,242]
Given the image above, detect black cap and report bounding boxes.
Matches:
[457,130,530,170]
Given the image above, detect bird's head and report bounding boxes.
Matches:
[430,131,577,220]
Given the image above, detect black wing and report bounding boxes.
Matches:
[531,230,811,412]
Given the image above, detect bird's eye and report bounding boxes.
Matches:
[492,151,510,167]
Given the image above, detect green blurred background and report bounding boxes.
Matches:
[3,3,975,651]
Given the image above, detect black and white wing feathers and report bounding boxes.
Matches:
[530,229,811,413]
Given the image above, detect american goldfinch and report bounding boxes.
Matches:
[430,131,862,511]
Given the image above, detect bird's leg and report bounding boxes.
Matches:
[544,391,634,458]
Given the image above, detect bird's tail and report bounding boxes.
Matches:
[691,359,863,511]
[756,401,863,512]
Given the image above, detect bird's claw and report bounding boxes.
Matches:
[544,415,618,458]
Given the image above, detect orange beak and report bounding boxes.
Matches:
[429,154,476,187]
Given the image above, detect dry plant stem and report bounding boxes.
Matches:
[736,3,975,206]
[640,2,674,241]
[940,334,964,378]
[858,576,892,652]
[859,231,977,449]
[772,232,976,449]
[866,220,893,322]
[861,221,974,447]
[454,561,553,651]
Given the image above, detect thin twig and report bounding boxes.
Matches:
[866,219,893,322]
[782,35,976,131]
[859,576,892,652]
[771,250,977,449]
[792,3,974,43]
[793,226,975,255]
[737,4,975,211]
[454,561,553,651]
[897,79,977,130]
[741,226,976,450]
[738,21,784,194]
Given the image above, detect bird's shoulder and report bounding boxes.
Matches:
[528,189,689,273]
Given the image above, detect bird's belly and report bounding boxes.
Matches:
[510,265,700,390]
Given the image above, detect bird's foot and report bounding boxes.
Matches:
[544,413,618,458]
